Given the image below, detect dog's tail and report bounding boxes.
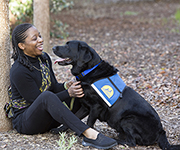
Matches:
[158,130,180,150]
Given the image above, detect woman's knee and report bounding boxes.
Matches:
[38,91,58,104]
[40,91,56,99]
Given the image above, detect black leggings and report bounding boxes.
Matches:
[20,91,89,136]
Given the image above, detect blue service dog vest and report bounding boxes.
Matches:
[91,74,126,107]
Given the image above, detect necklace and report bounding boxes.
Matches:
[33,65,41,71]
[33,57,45,71]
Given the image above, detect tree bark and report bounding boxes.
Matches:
[33,0,50,53]
[0,0,12,131]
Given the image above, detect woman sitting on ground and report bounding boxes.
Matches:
[4,23,117,149]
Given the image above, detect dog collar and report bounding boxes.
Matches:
[76,61,102,80]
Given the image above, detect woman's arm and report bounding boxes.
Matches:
[11,69,41,104]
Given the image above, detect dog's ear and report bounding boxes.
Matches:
[77,44,92,67]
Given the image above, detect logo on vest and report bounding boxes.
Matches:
[101,85,114,98]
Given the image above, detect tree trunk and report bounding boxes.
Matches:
[33,0,50,53]
[0,0,12,131]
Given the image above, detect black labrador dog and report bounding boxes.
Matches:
[53,40,180,150]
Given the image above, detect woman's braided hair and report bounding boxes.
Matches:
[12,23,47,71]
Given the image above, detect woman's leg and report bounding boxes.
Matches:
[21,91,89,135]
[20,91,117,149]
[50,97,89,134]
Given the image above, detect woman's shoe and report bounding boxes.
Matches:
[82,133,117,149]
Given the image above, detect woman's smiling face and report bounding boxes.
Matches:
[18,26,44,57]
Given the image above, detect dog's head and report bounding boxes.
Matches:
[53,40,101,75]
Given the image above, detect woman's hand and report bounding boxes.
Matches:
[65,80,74,89]
[68,81,84,98]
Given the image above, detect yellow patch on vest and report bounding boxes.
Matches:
[101,85,114,98]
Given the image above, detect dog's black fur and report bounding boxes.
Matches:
[53,40,180,150]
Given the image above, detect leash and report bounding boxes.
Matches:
[63,81,75,111]
[63,98,75,111]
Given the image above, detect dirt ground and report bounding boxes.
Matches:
[1,0,180,149]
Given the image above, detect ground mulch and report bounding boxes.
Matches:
[1,0,180,149]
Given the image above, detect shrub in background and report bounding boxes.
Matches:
[9,0,73,38]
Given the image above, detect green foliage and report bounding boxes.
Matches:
[51,20,69,39]
[120,11,139,17]
[175,9,180,23]
[56,132,77,150]
[9,0,73,20]
[124,11,138,16]
[50,0,73,38]
[50,0,74,13]
[9,0,33,21]
[171,28,180,33]
[171,9,180,33]
[9,0,73,39]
